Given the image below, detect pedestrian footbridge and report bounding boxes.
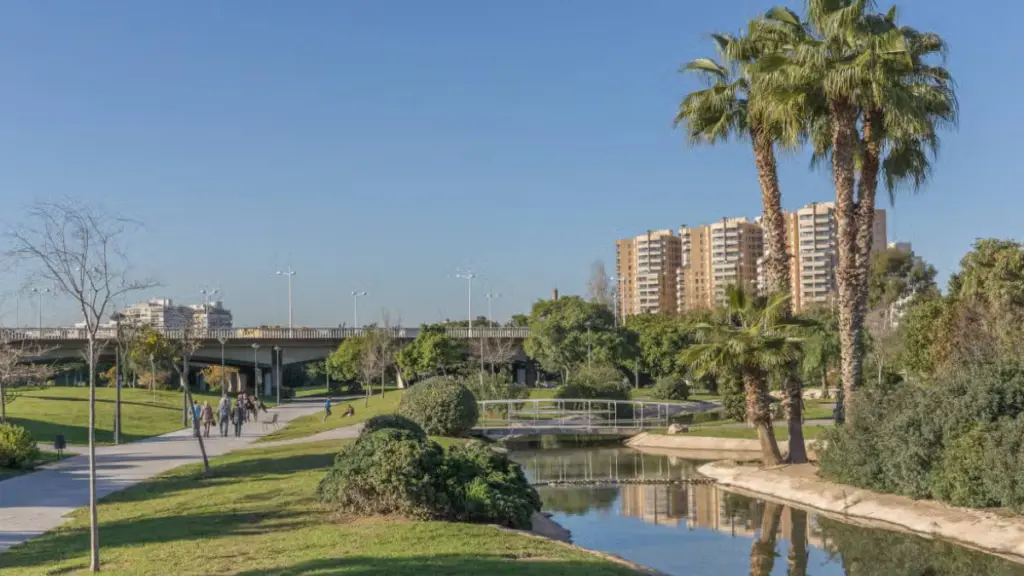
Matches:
[472,398,708,441]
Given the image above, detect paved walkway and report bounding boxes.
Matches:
[0,400,333,553]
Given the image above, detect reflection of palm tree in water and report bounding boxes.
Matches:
[788,508,808,576]
[750,501,782,576]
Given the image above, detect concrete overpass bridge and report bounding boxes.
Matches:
[1,326,532,394]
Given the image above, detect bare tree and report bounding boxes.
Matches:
[468,336,517,374]
[6,200,155,573]
[167,323,211,475]
[359,311,401,405]
[0,338,55,423]
[587,260,613,308]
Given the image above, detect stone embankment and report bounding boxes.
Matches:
[699,461,1024,565]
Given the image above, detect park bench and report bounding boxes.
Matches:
[261,413,280,431]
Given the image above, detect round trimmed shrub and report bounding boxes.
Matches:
[398,377,479,436]
[317,428,447,518]
[440,440,541,529]
[0,423,40,470]
[650,375,689,401]
[361,414,427,441]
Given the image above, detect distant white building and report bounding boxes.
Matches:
[118,298,233,330]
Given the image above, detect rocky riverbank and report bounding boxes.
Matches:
[699,461,1024,565]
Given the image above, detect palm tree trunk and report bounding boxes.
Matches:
[830,98,861,425]
[750,501,783,576]
[87,338,100,572]
[744,371,783,465]
[751,124,790,296]
[783,364,807,464]
[787,508,809,576]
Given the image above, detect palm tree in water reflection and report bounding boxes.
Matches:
[751,502,783,576]
[788,508,809,576]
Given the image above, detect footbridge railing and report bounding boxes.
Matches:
[474,398,698,436]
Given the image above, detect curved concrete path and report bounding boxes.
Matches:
[0,400,334,553]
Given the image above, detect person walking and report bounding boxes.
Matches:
[322,397,332,423]
[218,396,231,437]
[191,400,202,438]
[232,399,245,437]
[200,401,214,438]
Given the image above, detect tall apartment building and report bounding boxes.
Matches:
[120,298,234,330]
[757,202,887,311]
[615,230,682,319]
[680,218,764,310]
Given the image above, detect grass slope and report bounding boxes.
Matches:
[677,425,828,441]
[258,391,403,443]
[0,440,638,575]
[5,387,229,445]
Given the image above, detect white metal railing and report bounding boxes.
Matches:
[0,326,532,342]
[475,398,695,433]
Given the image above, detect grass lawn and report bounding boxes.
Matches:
[4,386,230,446]
[0,450,71,481]
[681,425,829,441]
[258,391,404,443]
[0,439,638,575]
[529,387,721,403]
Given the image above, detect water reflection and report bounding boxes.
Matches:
[507,441,1024,576]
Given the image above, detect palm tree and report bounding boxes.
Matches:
[754,2,957,422]
[801,305,841,403]
[676,32,812,460]
[682,286,803,465]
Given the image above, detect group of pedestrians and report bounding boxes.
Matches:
[189,392,269,439]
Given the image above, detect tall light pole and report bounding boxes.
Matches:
[29,287,51,332]
[218,336,228,397]
[610,275,619,328]
[275,268,296,330]
[274,346,282,405]
[485,292,501,325]
[352,291,367,329]
[251,343,261,399]
[110,311,123,445]
[200,288,219,307]
[455,270,477,336]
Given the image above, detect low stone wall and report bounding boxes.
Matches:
[699,461,1024,565]
[625,431,821,460]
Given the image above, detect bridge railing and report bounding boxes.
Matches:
[475,398,690,433]
[0,326,532,342]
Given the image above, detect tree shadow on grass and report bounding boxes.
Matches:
[234,554,640,576]
[0,510,313,570]
[18,394,182,411]
[7,417,172,445]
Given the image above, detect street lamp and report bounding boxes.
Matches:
[29,287,51,333]
[251,343,261,399]
[351,291,367,329]
[200,288,219,307]
[110,311,124,445]
[455,270,477,336]
[485,292,501,325]
[275,268,296,330]
[610,275,620,328]
[218,336,229,397]
[274,345,281,405]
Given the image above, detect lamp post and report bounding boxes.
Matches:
[218,336,228,397]
[251,343,261,399]
[610,275,619,328]
[485,292,501,325]
[29,287,51,333]
[455,270,477,336]
[110,311,123,445]
[275,268,296,330]
[351,291,367,329]
[200,288,218,307]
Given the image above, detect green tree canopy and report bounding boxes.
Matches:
[868,247,939,311]
[326,335,368,383]
[625,313,694,379]
[395,324,464,382]
[523,296,633,380]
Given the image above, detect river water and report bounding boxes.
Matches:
[506,439,1024,576]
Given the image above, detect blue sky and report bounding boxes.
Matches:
[0,0,1017,326]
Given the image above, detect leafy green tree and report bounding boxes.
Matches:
[682,287,803,465]
[508,314,529,327]
[395,324,464,383]
[523,295,632,382]
[326,335,368,383]
[625,313,693,379]
[868,247,939,311]
[800,306,840,400]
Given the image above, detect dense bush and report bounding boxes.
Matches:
[720,378,747,422]
[650,375,689,401]
[318,429,540,528]
[398,377,479,436]
[316,429,447,518]
[463,372,529,418]
[556,364,632,417]
[440,440,541,529]
[361,414,427,441]
[818,366,1024,510]
[0,423,40,470]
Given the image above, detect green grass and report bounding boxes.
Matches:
[677,425,829,441]
[258,391,404,443]
[529,387,720,403]
[0,439,638,575]
[528,388,558,399]
[4,386,230,446]
[0,450,71,481]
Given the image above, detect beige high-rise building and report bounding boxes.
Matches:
[757,202,888,311]
[615,229,682,320]
[680,217,764,310]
